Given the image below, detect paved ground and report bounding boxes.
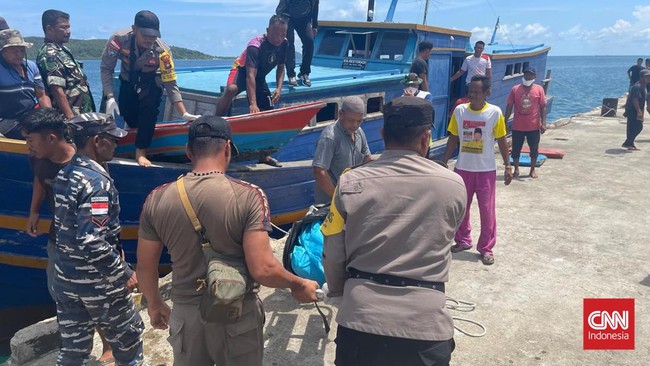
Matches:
[17,100,650,365]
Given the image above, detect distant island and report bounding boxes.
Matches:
[24,37,226,60]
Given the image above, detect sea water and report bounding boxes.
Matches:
[79,56,636,122]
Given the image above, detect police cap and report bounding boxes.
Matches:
[188,116,240,157]
[383,96,433,127]
[134,10,161,38]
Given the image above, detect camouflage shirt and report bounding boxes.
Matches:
[36,40,95,115]
[53,154,133,296]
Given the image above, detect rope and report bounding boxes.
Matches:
[446,296,487,337]
[271,222,289,236]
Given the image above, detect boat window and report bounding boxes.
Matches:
[514,63,522,74]
[523,61,530,72]
[374,32,409,61]
[343,31,378,59]
[504,64,513,77]
[316,102,339,123]
[367,96,383,114]
[318,30,347,56]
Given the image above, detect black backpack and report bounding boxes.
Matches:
[281,0,313,19]
[282,204,330,276]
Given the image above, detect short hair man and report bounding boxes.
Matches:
[450,41,492,85]
[443,76,513,265]
[312,96,372,204]
[622,68,650,150]
[409,41,433,92]
[100,10,198,167]
[277,0,319,87]
[504,67,547,178]
[628,57,645,87]
[0,29,51,139]
[36,10,95,120]
[137,116,319,366]
[53,113,143,365]
[322,96,467,366]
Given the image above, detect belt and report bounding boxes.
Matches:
[348,267,445,293]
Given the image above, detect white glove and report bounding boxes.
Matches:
[182,112,201,122]
[321,283,342,306]
[106,97,120,117]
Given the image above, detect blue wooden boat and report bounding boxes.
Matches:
[0,136,315,340]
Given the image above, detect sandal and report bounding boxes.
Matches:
[481,254,495,265]
[451,244,472,253]
[99,357,115,366]
[259,157,283,167]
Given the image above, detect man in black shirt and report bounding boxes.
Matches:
[622,69,649,150]
[409,41,433,92]
[627,58,644,87]
[276,0,319,87]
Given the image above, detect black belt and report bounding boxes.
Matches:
[348,267,445,293]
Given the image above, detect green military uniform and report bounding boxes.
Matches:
[36,40,94,115]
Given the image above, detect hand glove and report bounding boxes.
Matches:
[182,112,201,122]
[105,97,120,117]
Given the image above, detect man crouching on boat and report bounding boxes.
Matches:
[53,113,143,366]
[100,10,199,167]
[215,15,288,167]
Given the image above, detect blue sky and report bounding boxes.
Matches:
[2,0,650,56]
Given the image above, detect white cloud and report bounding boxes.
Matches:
[632,5,650,22]
[474,22,552,44]
[558,24,592,41]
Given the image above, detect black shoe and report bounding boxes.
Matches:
[298,73,311,87]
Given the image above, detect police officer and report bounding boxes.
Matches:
[100,10,198,167]
[53,112,143,366]
[36,9,95,120]
[321,97,467,366]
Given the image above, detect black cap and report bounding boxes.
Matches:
[383,96,433,127]
[188,116,239,157]
[523,67,536,75]
[134,10,160,37]
[67,113,128,138]
[0,17,9,31]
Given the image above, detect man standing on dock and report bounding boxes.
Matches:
[627,58,644,87]
[450,41,491,85]
[443,75,512,265]
[312,96,372,204]
[409,41,433,92]
[53,113,143,365]
[622,68,649,150]
[504,67,547,178]
[322,97,466,366]
[100,10,199,167]
[36,10,95,120]
[276,0,319,87]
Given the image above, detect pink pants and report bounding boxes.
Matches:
[454,169,497,255]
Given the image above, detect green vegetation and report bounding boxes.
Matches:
[24,37,217,60]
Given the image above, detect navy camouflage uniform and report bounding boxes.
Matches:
[36,40,95,116]
[53,153,143,365]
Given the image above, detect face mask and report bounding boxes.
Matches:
[405,87,418,94]
[522,78,535,87]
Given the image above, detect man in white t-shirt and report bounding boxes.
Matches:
[442,75,512,265]
[450,41,491,85]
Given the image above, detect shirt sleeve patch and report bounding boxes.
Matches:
[159,50,177,83]
[321,193,344,236]
[90,196,109,215]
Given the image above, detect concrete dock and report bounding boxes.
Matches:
[8,98,649,365]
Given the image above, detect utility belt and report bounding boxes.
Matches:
[120,72,160,100]
[348,267,445,293]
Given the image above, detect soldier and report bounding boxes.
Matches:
[53,113,143,366]
[36,9,95,120]
[321,97,466,366]
[100,10,198,167]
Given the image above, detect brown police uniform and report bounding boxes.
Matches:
[100,30,182,149]
[139,173,271,366]
[322,96,468,365]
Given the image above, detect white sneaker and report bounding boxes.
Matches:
[288,77,298,87]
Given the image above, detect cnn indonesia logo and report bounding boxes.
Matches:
[583,298,635,350]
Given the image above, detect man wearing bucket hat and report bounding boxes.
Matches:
[100,10,199,167]
[402,72,433,103]
[0,28,51,139]
[137,116,318,365]
[322,96,466,365]
[53,112,144,366]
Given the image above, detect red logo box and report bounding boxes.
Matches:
[583,298,635,350]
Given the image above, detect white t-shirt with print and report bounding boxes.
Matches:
[447,102,506,172]
[460,54,491,84]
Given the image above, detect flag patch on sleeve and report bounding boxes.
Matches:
[90,197,109,215]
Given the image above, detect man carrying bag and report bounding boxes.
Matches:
[137,116,319,366]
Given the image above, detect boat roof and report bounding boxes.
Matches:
[483,43,551,59]
[175,65,404,96]
[319,20,471,37]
